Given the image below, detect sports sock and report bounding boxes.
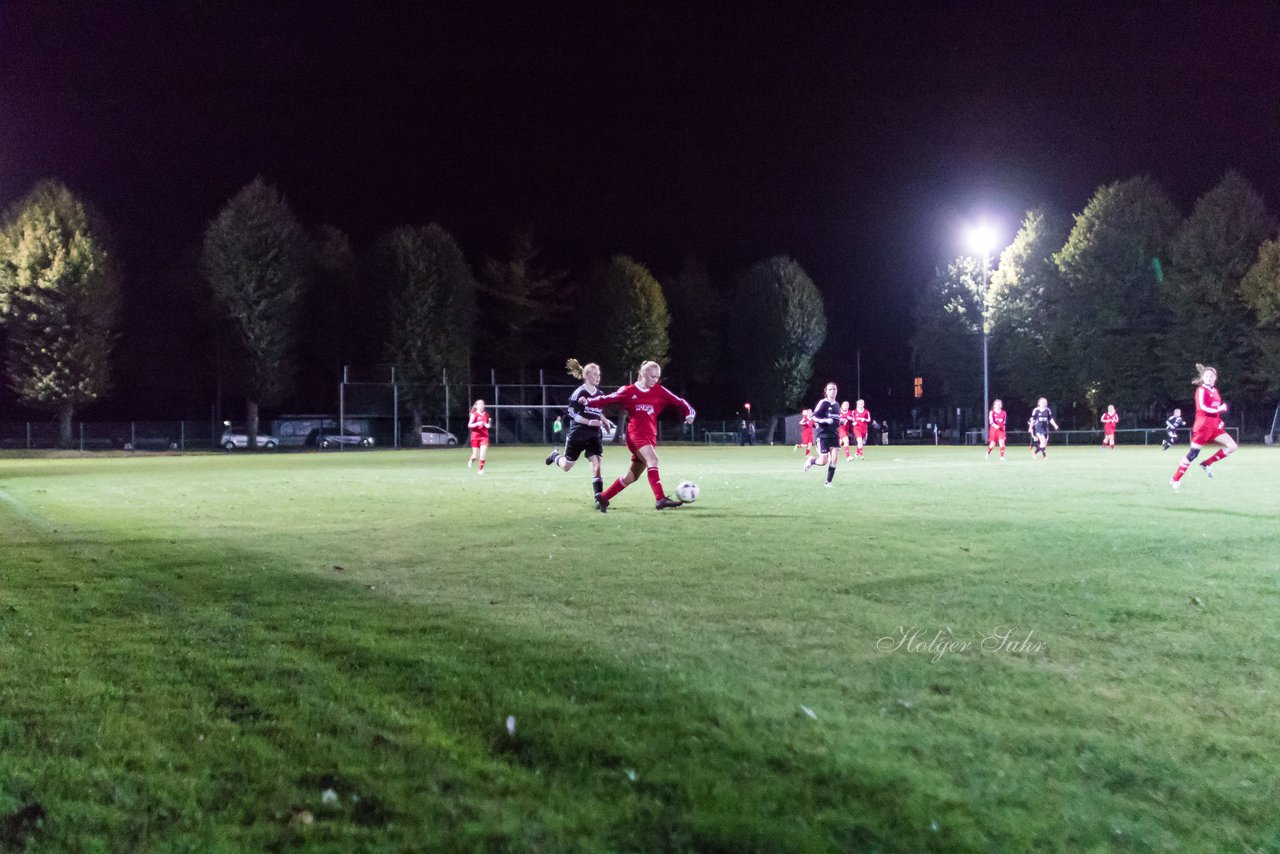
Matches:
[1000,447,1005,458]
[478,459,486,471]
[602,477,627,500]
[592,476,603,498]
[646,467,665,500]
[1172,459,1191,482]
[826,465,835,484]
[1202,448,1229,468]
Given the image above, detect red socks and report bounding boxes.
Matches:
[602,477,626,501]
[1172,460,1191,482]
[646,467,665,500]
[478,459,485,471]
[1202,448,1229,468]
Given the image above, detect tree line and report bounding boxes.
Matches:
[0,178,827,445]
[912,172,1280,430]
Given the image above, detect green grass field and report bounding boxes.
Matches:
[2,443,1278,852]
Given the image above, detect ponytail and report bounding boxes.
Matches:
[566,358,584,380]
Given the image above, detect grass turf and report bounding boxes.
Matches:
[1,443,1278,851]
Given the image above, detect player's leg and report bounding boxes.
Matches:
[587,453,604,504]
[636,444,680,508]
[999,437,1006,458]
[1172,442,1203,487]
[1199,430,1237,475]
[476,441,488,472]
[825,438,839,485]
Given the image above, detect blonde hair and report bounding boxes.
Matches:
[639,360,661,375]
[1193,363,1217,386]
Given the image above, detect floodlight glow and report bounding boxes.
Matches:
[968,224,997,255]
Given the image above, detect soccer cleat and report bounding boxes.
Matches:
[545,449,559,466]
[478,469,485,475]
[824,481,832,488]
[803,458,815,472]
[1200,463,1213,478]
[655,496,683,510]
[467,458,473,468]
[595,495,609,513]
[1170,478,1180,490]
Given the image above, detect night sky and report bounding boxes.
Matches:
[1,2,1278,417]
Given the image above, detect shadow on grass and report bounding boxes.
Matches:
[0,517,978,852]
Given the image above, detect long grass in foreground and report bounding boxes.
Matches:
[1,444,1278,851]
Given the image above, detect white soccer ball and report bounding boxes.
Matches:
[675,481,700,503]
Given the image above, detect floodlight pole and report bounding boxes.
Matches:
[981,249,990,443]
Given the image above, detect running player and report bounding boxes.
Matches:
[546,358,615,510]
[585,360,695,510]
[1162,409,1185,450]
[796,408,815,456]
[467,399,491,473]
[803,382,842,486]
[1171,364,1237,489]
[1100,405,1119,449]
[986,398,1008,459]
[1028,398,1059,459]
[837,401,853,461]
[851,399,878,459]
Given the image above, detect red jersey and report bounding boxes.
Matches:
[585,382,695,447]
[989,409,1007,432]
[1101,412,1119,433]
[1194,385,1225,427]
[852,409,872,433]
[468,410,491,440]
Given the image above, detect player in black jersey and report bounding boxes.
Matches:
[546,358,615,511]
[1161,408,1185,450]
[1027,397,1059,459]
[802,382,842,486]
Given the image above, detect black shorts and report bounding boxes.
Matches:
[815,434,838,455]
[563,430,604,462]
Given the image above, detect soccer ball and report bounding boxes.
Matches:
[675,481,700,503]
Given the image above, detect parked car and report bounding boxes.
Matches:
[305,427,375,449]
[220,426,278,450]
[419,426,459,446]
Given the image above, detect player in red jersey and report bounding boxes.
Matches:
[986,398,1008,459]
[585,360,696,510]
[850,399,878,459]
[796,408,815,456]
[1171,364,1237,489]
[1100,405,1119,449]
[837,401,854,461]
[466,400,491,473]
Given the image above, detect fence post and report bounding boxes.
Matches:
[180,421,186,452]
[540,369,547,444]
[26,421,31,450]
[131,421,136,451]
[444,368,450,436]
[392,365,399,449]
[79,422,84,452]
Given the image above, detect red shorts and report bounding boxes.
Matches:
[837,426,849,441]
[853,426,868,441]
[989,428,1006,443]
[470,435,488,448]
[1191,420,1225,446]
[626,430,657,463]
[1104,427,1116,436]
[800,430,813,444]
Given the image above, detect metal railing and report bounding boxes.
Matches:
[962,427,1243,446]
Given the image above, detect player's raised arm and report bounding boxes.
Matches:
[657,384,696,423]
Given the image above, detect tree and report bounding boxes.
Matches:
[1240,237,1280,400]
[988,208,1071,407]
[579,254,670,375]
[910,256,983,410]
[378,223,477,435]
[1053,176,1181,414]
[203,177,309,447]
[0,180,121,444]
[663,253,724,390]
[1165,171,1273,402]
[476,228,573,375]
[730,256,826,442]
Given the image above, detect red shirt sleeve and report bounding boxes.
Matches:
[656,384,695,420]
[585,384,632,410]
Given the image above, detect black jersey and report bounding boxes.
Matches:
[1029,406,1054,433]
[812,398,841,438]
[1165,414,1185,432]
[566,384,605,436]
